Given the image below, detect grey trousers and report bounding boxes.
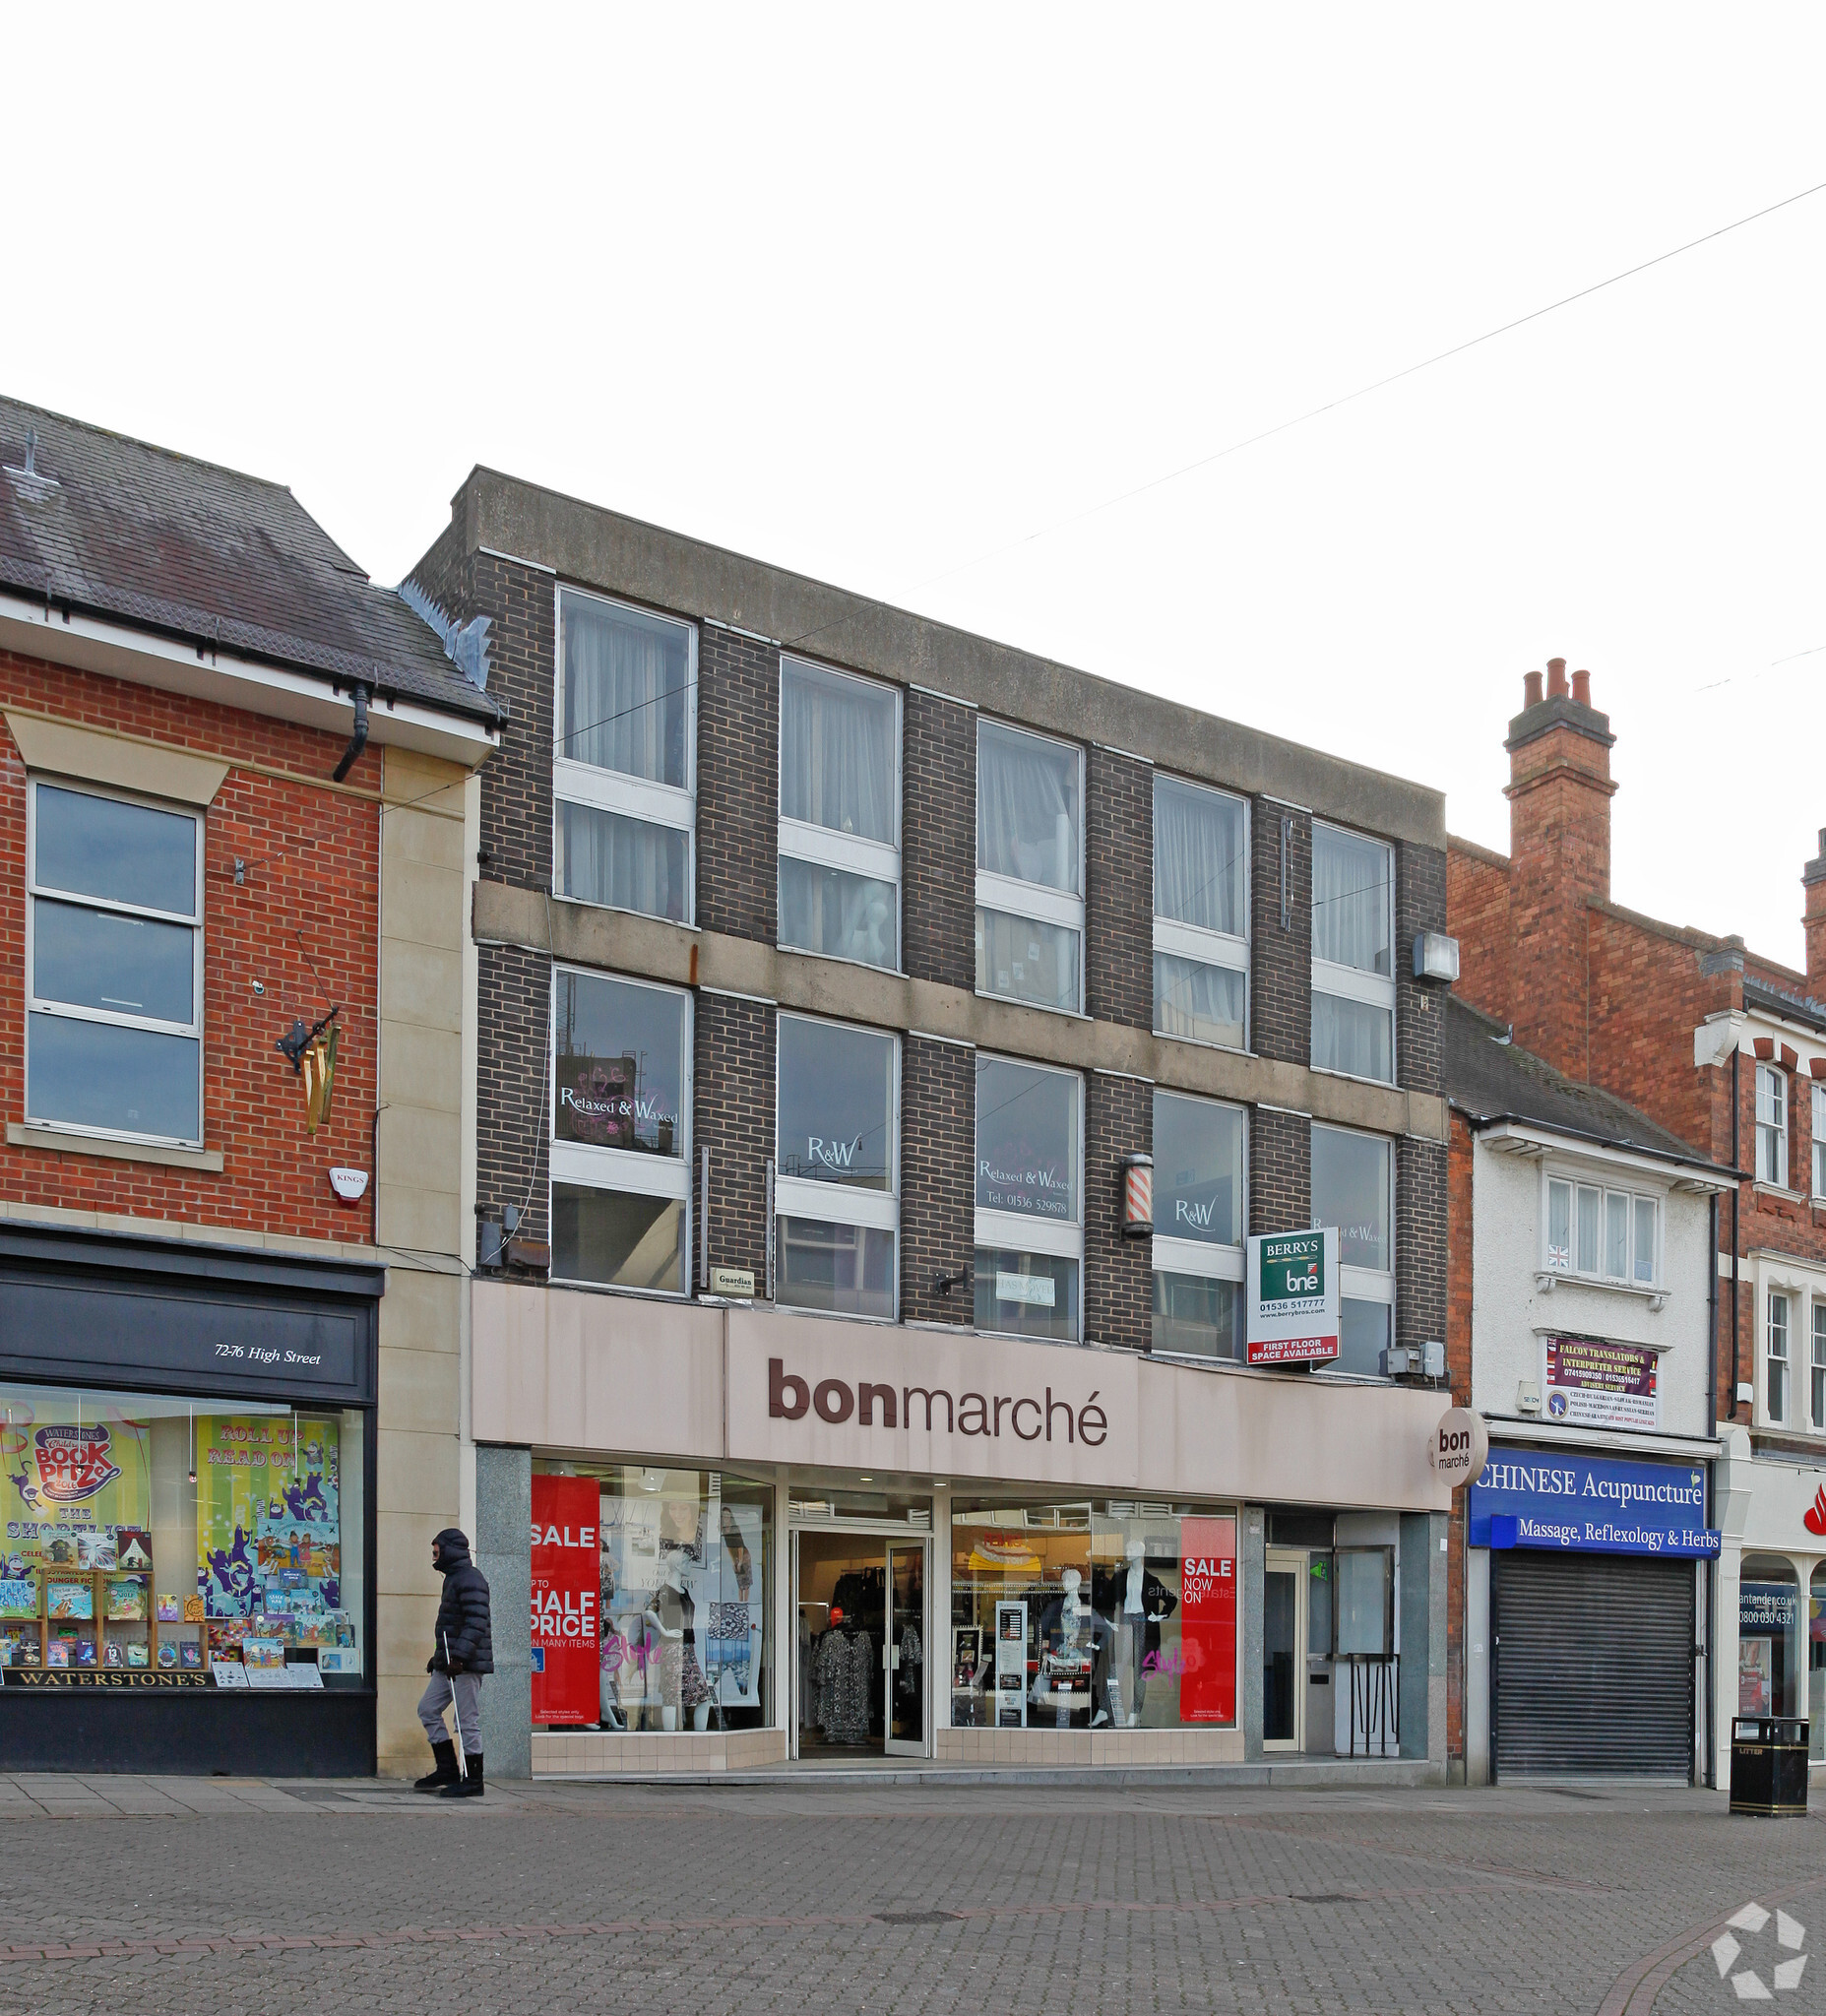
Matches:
[418,1670,483,1756]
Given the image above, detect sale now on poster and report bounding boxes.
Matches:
[1178,1516,1238,1725]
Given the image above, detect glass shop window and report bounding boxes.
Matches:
[974,1055,1082,1342]
[1739,1556,1801,1721]
[774,1013,898,1321]
[1311,823,1395,1083]
[549,969,691,1294]
[950,1497,1237,1732]
[532,1463,772,1735]
[778,658,902,972]
[976,721,1084,1014]
[1310,1123,1395,1376]
[1153,776,1248,1049]
[0,1383,366,1687]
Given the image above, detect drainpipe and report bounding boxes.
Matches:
[1706,1188,1718,1788]
[333,683,371,784]
[1730,1045,1741,1418]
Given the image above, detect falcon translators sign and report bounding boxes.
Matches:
[1246,1228,1340,1366]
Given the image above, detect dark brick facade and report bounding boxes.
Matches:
[902,689,976,990]
[1397,843,1447,1099]
[476,942,552,1247]
[1085,747,1152,1030]
[1249,1106,1310,1237]
[697,625,778,944]
[1395,1136,1447,1353]
[1250,798,1311,1065]
[1084,1071,1152,1352]
[695,990,776,1287]
[900,1036,976,1324]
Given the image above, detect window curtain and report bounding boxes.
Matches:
[1312,828,1390,973]
[781,664,895,843]
[978,726,1078,891]
[563,598,688,787]
[1154,953,1244,1046]
[558,803,687,922]
[1155,782,1243,935]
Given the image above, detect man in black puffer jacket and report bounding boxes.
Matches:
[415,1527,494,1798]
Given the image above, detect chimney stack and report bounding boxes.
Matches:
[1804,828,1826,1000]
[1502,660,1617,1079]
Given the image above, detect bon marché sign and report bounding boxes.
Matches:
[1469,1447,1719,1557]
[1544,1337,1659,1431]
[1245,1228,1340,1366]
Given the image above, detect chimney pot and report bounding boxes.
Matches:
[1523,669,1543,708]
[1547,659,1569,699]
[1571,668,1591,706]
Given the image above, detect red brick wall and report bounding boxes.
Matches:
[0,650,380,1243]
[1446,842,1512,1028]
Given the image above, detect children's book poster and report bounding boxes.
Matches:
[1,1402,151,1572]
[195,1417,342,1619]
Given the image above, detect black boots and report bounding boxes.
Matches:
[438,1750,483,1798]
[414,1738,459,1793]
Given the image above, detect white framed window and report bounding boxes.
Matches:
[1154,776,1248,1050]
[974,1054,1082,1341]
[549,968,692,1293]
[1768,1291,1790,1424]
[26,778,204,1147]
[1756,1063,1788,1188]
[1813,1082,1825,1200]
[1151,1090,1246,1359]
[975,721,1084,1014]
[553,588,696,925]
[1311,1123,1395,1376]
[777,657,901,972]
[775,1012,899,1320]
[1812,1301,1826,1433]
[1311,823,1395,1083]
[1543,1176,1659,1287]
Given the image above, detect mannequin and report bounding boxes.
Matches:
[1038,1568,1112,1729]
[646,1556,715,1732]
[1097,1537,1178,1727]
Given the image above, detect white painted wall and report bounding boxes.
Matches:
[1469,1141,1715,1438]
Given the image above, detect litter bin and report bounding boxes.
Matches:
[1730,1718,1809,1816]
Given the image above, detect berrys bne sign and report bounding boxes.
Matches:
[1246,1228,1340,1365]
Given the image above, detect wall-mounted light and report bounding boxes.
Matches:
[1413,932,1461,984]
[1119,1153,1154,1238]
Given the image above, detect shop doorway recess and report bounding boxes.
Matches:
[791,1525,929,1760]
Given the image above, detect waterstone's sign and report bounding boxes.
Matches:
[1469,1447,1719,1558]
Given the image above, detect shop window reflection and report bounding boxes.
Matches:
[1739,1554,1801,1721]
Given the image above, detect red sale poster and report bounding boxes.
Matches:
[1178,1516,1237,1725]
[530,1474,599,1726]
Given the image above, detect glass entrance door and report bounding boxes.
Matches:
[885,1543,926,1755]
[1264,1546,1306,1748]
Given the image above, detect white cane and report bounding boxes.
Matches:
[444,1631,468,1780]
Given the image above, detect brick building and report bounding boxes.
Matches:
[1449,659,1826,1784]
[407,469,1459,1779]
[0,398,500,1775]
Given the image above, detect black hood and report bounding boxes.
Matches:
[432,1527,472,1575]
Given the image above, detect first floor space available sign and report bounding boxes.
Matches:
[1246,1228,1340,1365]
[1469,1446,1719,1558]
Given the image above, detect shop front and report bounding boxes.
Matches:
[1466,1444,1718,1784]
[1713,1427,1826,1779]
[473,1282,1452,1776]
[0,1226,380,1776]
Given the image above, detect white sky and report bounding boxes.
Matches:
[7,10,1825,969]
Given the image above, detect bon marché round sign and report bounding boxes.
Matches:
[1245,1228,1340,1365]
[1427,1408,1488,1487]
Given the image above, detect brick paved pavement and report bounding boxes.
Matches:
[0,1777,1819,2013]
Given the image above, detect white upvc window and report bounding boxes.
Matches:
[1756,1063,1788,1188]
[548,968,692,1295]
[975,721,1084,1015]
[1311,822,1395,1084]
[553,588,696,926]
[1768,1291,1791,1424]
[1812,1301,1826,1433]
[777,657,901,973]
[775,1012,899,1321]
[974,1054,1083,1341]
[1310,1122,1396,1376]
[25,778,205,1147]
[1153,775,1249,1050]
[1813,1082,1826,1200]
[1151,1089,1246,1359]
[1543,1176,1659,1288]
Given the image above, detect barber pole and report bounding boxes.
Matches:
[1119,1153,1154,1237]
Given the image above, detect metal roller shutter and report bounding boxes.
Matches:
[1492,1551,1694,1782]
